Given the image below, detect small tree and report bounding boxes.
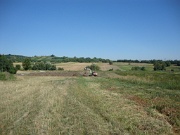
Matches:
[22,58,31,70]
[153,61,166,71]
[165,61,171,67]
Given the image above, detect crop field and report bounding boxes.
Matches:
[0,63,180,135]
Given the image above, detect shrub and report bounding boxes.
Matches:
[86,64,100,71]
[0,55,17,74]
[15,65,21,70]
[32,62,56,70]
[9,67,17,74]
[165,61,171,67]
[22,58,31,70]
[141,67,146,71]
[58,67,64,71]
[131,66,145,71]
[0,72,15,80]
[109,61,113,65]
[153,61,166,71]
[50,65,56,70]
[0,72,6,80]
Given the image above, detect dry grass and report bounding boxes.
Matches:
[0,75,174,135]
[56,62,119,71]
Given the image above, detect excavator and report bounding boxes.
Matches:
[83,67,98,76]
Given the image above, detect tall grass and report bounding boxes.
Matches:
[0,72,15,80]
[115,70,180,90]
[102,71,180,133]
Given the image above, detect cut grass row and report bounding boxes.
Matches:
[0,75,175,135]
[65,77,172,134]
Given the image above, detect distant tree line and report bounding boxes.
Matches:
[2,54,180,68]
[39,56,111,63]
[116,59,180,66]
[3,54,111,63]
[4,54,30,62]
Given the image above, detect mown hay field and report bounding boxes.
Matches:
[1,63,180,135]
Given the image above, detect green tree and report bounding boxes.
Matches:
[153,61,166,71]
[0,55,17,74]
[165,61,171,67]
[22,58,31,70]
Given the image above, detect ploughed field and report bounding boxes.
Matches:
[0,66,180,134]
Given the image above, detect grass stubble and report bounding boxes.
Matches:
[0,71,178,134]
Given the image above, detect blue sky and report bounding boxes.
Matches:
[0,0,180,60]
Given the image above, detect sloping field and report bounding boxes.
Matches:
[56,62,119,71]
[0,74,176,135]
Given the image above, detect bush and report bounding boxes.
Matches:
[0,73,6,80]
[9,67,17,74]
[15,65,21,70]
[153,61,166,71]
[109,61,113,65]
[32,62,56,70]
[86,64,100,71]
[131,66,145,71]
[141,67,146,71]
[0,72,15,80]
[22,58,31,70]
[0,55,17,74]
[50,65,56,70]
[165,61,171,67]
[58,67,64,71]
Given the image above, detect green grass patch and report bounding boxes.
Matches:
[0,72,16,81]
[115,70,180,90]
[95,75,180,133]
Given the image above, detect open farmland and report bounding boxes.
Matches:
[56,62,119,71]
[0,63,180,135]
